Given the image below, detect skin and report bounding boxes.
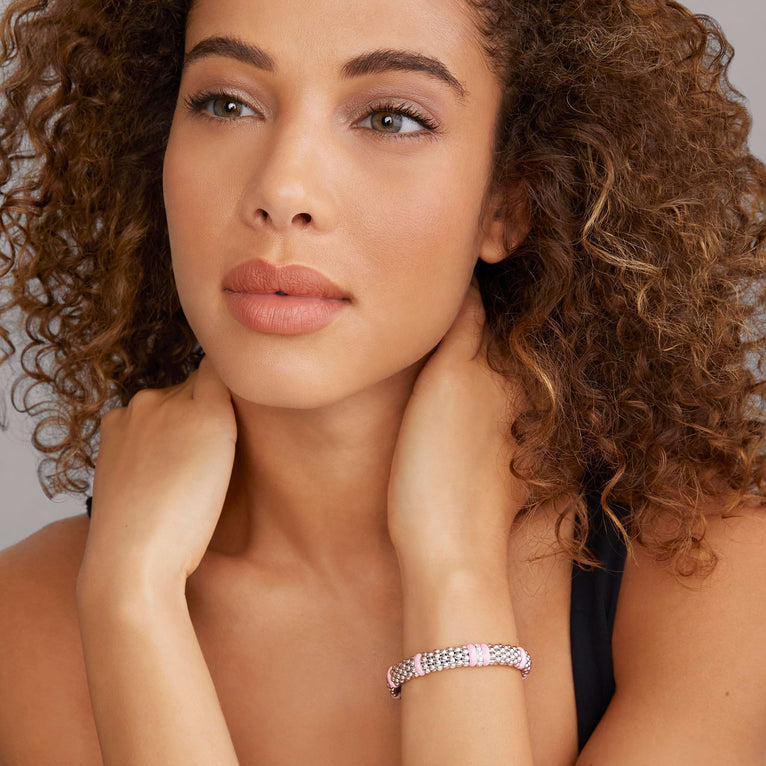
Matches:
[2,1,766,763]
[72,2,541,758]
[162,0,527,591]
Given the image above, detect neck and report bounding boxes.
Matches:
[207,355,430,588]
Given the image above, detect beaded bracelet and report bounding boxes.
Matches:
[386,642,532,698]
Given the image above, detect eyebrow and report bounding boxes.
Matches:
[181,35,468,103]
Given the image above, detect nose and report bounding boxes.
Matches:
[238,109,339,234]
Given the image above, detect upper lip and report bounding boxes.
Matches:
[222,258,350,300]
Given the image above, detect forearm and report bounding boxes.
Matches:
[398,560,534,766]
[76,572,239,766]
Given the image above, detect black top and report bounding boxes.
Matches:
[84,483,626,752]
[570,476,627,752]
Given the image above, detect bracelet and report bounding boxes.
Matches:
[386,642,532,698]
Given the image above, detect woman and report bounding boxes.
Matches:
[0,0,764,762]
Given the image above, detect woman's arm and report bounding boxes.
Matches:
[76,567,239,766]
[398,508,766,766]
[398,557,535,766]
[73,355,241,763]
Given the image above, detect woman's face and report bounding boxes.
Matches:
[163,0,506,408]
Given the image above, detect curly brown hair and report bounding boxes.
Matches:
[1,0,764,578]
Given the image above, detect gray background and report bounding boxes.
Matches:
[2,1,765,549]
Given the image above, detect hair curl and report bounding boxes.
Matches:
[1,0,764,578]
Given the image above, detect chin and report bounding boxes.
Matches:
[217,358,369,412]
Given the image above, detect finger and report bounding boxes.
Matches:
[191,354,230,401]
[439,275,487,361]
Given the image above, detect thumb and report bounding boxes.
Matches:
[191,354,231,401]
[439,275,487,361]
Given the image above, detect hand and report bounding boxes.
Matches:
[387,276,529,571]
[80,355,237,591]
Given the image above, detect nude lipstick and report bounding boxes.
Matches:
[222,258,350,336]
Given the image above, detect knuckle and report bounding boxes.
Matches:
[128,387,162,408]
[99,406,124,429]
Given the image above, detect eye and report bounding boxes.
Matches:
[183,90,259,121]
[356,100,441,141]
[182,90,442,141]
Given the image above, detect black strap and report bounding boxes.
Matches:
[570,479,627,751]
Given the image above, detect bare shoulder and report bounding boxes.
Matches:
[0,513,102,764]
[579,499,766,762]
[0,512,90,574]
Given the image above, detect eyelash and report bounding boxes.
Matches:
[182,89,441,141]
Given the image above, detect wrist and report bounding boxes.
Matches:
[400,563,511,610]
[397,550,509,592]
[76,556,187,617]
[399,563,517,659]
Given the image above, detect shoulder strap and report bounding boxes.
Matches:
[570,472,628,751]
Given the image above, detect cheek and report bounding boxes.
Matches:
[358,147,483,284]
[352,163,481,346]
[164,130,220,249]
[162,127,229,302]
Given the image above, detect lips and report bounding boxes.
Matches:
[222,258,350,300]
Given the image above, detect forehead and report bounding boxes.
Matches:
[185,0,490,99]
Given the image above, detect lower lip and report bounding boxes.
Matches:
[223,291,350,335]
